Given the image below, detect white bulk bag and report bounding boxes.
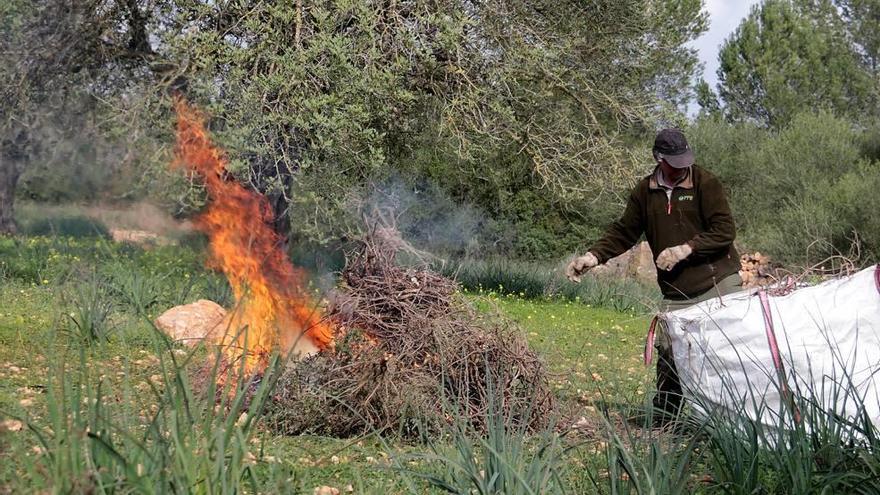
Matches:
[662,266,880,430]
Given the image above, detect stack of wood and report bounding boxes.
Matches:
[740,252,773,288]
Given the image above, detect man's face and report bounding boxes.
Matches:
[659,159,687,182]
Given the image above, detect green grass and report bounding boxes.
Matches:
[0,237,656,493]
[440,257,661,313]
[5,235,878,493]
[478,296,653,406]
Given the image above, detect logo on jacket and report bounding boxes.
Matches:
[678,195,694,201]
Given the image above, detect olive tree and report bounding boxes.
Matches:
[0,0,158,234]
[152,0,706,244]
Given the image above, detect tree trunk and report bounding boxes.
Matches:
[0,159,21,235]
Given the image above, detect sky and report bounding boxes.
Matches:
[687,0,762,112]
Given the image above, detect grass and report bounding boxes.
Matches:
[0,275,414,492]
[0,236,656,493]
[439,257,660,314]
[482,296,653,405]
[3,234,879,493]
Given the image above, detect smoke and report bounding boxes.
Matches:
[287,175,496,292]
[355,177,494,260]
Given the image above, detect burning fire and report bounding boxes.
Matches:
[172,98,333,371]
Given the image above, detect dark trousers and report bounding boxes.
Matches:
[653,273,743,417]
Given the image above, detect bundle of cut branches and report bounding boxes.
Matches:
[265,227,554,437]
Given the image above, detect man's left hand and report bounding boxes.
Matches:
[656,243,693,271]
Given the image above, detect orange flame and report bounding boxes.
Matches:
[172,98,333,371]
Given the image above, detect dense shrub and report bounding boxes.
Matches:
[22,215,110,239]
[439,257,659,313]
[688,111,880,267]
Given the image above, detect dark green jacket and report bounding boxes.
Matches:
[588,165,739,299]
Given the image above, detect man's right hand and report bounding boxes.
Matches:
[565,252,599,283]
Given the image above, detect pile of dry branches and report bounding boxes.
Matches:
[265,227,554,437]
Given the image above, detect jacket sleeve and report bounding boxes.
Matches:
[588,186,645,264]
[689,175,736,254]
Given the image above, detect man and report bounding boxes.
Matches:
[565,128,741,420]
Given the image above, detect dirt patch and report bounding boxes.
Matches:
[85,201,194,241]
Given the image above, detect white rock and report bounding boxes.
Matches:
[154,300,226,346]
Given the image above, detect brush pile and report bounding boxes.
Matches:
[265,228,554,437]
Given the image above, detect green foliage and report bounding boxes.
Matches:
[694,79,721,119]
[200,273,234,309]
[443,258,659,313]
[351,169,616,261]
[20,215,110,239]
[717,0,878,127]
[65,275,115,344]
[394,146,624,260]
[688,111,880,266]
[0,237,51,283]
[581,332,880,495]
[588,412,702,494]
[641,0,709,114]
[0,236,303,491]
[16,136,118,204]
[690,340,880,494]
[3,0,710,259]
[15,237,880,492]
[407,382,568,494]
[0,236,235,319]
[0,0,159,233]
[858,118,880,161]
[151,0,706,249]
[834,0,880,81]
[7,336,292,492]
[107,266,162,317]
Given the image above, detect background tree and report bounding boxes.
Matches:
[640,0,709,115]
[0,0,158,234]
[147,0,706,253]
[717,0,875,127]
[688,111,880,265]
[835,0,880,76]
[3,0,707,259]
[694,78,722,119]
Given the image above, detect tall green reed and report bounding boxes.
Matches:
[7,319,293,493]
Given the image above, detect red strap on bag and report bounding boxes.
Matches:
[874,264,880,295]
[758,289,801,424]
[644,315,659,366]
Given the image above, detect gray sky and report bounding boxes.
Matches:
[687,0,761,113]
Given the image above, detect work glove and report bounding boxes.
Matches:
[565,252,599,282]
[656,243,693,271]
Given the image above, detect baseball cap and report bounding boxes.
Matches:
[653,128,695,168]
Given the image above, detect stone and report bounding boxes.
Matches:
[591,241,657,285]
[154,300,226,346]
